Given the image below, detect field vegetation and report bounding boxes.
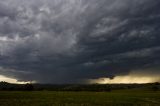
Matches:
[0,82,160,106]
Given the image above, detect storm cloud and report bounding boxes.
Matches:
[0,0,160,83]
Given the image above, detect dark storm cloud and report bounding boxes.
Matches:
[0,0,160,83]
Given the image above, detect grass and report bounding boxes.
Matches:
[0,90,159,106]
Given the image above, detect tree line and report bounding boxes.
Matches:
[0,81,159,91]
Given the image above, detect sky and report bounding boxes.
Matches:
[0,0,160,84]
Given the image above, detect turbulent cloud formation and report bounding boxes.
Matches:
[0,0,160,83]
[88,69,160,84]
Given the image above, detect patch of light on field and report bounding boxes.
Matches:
[88,72,160,84]
[0,75,33,84]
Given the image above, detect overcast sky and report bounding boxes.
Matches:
[0,0,160,84]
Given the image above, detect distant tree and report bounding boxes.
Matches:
[9,87,14,91]
[154,82,160,85]
[152,86,159,91]
[24,83,34,91]
[0,81,9,90]
[151,82,160,91]
[105,85,112,92]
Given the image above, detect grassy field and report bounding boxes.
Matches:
[0,90,160,106]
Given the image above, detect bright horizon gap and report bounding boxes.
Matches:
[0,75,33,84]
[0,74,160,84]
[88,74,160,84]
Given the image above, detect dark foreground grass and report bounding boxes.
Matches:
[0,90,159,106]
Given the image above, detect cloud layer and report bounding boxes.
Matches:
[0,0,160,83]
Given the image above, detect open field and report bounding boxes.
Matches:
[0,90,160,106]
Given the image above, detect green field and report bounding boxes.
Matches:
[0,90,160,106]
